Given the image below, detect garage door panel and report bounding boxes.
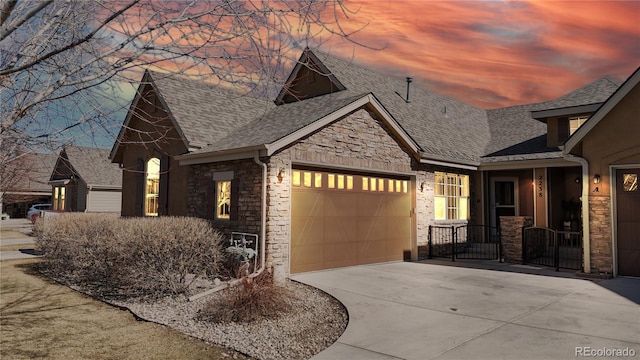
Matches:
[290,243,324,273]
[291,216,325,245]
[292,191,324,216]
[291,169,411,274]
[326,193,360,217]
[357,195,385,217]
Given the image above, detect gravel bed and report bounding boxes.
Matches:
[109,280,348,360]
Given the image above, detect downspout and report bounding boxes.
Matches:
[250,150,267,278]
[188,151,268,301]
[563,154,591,273]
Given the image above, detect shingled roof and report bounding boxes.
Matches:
[482,76,620,161]
[146,71,275,148]
[123,49,623,168]
[52,146,121,188]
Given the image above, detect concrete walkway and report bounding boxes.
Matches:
[1,218,40,260]
[292,262,640,360]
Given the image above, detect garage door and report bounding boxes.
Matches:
[616,168,640,277]
[291,168,411,273]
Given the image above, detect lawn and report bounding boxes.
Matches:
[0,258,250,360]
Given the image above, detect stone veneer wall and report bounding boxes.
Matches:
[267,108,420,273]
[589,196,613,273]
[501,216,533,263]
[187,159,263,238]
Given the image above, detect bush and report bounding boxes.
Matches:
[35,214,224,298]
[197,271,292,323]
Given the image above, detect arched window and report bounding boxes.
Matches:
[145,158,160,216]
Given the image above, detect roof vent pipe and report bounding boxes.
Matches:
[405,77,412,103]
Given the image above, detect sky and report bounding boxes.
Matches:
[317,0,640,109]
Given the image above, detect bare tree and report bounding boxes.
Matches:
[0,0,365,166]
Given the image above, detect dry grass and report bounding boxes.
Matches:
[0,258,250,360]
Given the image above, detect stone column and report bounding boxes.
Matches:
[500,216,533,263]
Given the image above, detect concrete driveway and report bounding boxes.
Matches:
[292,262,640,360]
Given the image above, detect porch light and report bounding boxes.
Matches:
[277,168,285,183]
[575,176,580,184]
[420,181,427,192]
[593,174,601,184]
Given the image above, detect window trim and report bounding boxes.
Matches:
[434,172,470,221]
[144,157,160,216]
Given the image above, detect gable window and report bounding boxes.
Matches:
[216,181,231,219]
[53,186,65,211]
[434,172,469,220]
[145,158,160,216]
[569,116,588,135]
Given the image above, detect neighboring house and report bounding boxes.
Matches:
[49,146,122,213]
[110,48,639,277]
[0,152,58,218]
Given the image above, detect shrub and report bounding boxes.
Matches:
[35,214,224,298]
[197,271,292,323]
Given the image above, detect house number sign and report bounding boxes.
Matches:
[537,175,544,198]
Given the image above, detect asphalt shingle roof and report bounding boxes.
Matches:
[311,51,490,164]
[192,91,368,154]
[145,49,622,166]
[147,71,275,148]
[61,146,122,187]
[531,77,620,111]
[2,152,58,193]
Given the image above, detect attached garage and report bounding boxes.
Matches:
[291,168,412,273]
[616,168,640,277]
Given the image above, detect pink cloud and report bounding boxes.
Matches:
[322,0,640,108]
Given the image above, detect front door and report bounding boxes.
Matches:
[490,178,518,232]
[616,168,640,277]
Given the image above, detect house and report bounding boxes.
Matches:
[49,146,122,213]
[0,152,58,218]
[110,48,639,277]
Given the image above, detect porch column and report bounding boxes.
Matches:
[533,168,547,227]
[500,216,533,263]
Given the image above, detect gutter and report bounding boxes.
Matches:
[563,153,591,273]
[189,151,268,301]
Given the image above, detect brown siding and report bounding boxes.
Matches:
[577,82,640,273]
[116,88,189,217]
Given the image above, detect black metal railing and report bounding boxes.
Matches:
[522,227,582,271]
[428,225,501,262]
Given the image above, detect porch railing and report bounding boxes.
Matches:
[428,225,501,262]
[522,227,582,271]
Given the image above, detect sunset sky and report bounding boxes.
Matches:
[317,0,640,109]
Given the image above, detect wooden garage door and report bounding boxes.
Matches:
[617,168,640,277]
[291,169,411,273]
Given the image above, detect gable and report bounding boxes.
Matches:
[275,49,346,105]
[110,76,189,164]
[50,149,77,182]
[573,80,640,160]
[280,106,415,173]
[566,67,640,155]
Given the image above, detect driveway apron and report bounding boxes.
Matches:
[292,262,640,360]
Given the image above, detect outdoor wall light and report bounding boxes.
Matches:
[593,174,601,184]
[575,176,581,184]
[420,181,427,192]
[277,168,285,183]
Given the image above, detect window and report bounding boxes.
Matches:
[434,172,469,220]
[569,116,588,135]
[53,186,65,211]
[623,174,638,192]
[145,158,160,216]
[216,181,231,219]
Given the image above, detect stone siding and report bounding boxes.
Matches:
[268,108,419,273]
[187,159,263,239]
[501,216,533,263]
[589,196,613,273]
